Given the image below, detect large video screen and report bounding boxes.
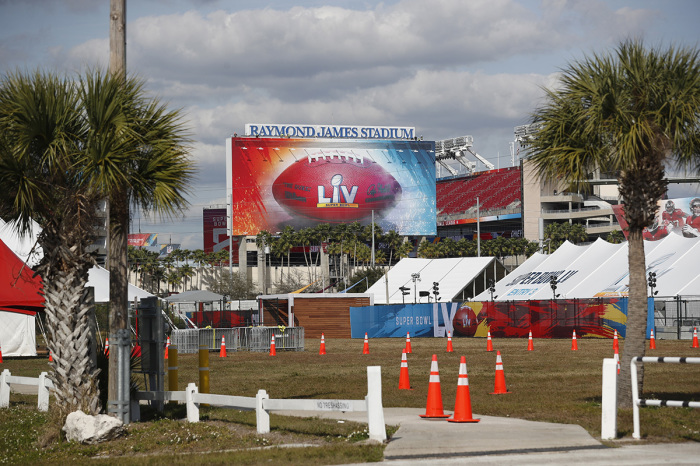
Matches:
[226,138,436,235]
[613,196,700,241]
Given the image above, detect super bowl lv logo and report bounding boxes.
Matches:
[317,174,358,208]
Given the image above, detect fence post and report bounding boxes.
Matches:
[186,383,199,422]
[600,358,617,440]
[256,389,270,434]
[37,372,50,412]
[366,366,386,442]
[0,369,10,408]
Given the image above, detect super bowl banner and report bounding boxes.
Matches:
[350,298,633,339]
[226,137,436,235]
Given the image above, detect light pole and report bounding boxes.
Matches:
[411,272,421,304]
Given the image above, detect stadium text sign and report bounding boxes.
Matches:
[245,124,415,140]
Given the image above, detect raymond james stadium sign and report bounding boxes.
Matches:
[245,124,416,140]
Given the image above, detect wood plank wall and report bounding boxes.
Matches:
[292,297,370,339]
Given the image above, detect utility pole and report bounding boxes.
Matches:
[108,0,129,424]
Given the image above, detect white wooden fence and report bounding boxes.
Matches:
[0,369,54,412]
[135,366,387,442]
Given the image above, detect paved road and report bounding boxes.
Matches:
[278,407,700,465]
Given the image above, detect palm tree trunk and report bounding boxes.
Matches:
[618,228,647,407]
[108,187,129,413]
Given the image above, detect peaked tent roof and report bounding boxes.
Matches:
[0,218,43,267]
[367,256,502,304]
[476,234,700,301]
[0,238,43,313]
[86,266,154,303]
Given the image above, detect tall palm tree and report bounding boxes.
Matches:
[527,40,700,406]
[0,71,101,416]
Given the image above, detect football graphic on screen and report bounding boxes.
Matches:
[272,152,402,223]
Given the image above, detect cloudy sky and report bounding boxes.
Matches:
[2,0,699,249]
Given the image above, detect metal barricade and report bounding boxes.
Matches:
[171,327,302,353]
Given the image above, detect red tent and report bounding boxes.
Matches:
[0,238,43,313]
[0,239,43,356]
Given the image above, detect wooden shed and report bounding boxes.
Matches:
[257,293,373,339]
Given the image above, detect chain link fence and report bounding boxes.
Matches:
[171,327,304,353]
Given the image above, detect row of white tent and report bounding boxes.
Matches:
[475,233,700,301]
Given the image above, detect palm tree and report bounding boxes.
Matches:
[0,71,101,415]
[80,70,194,408]
[527,40,700,406]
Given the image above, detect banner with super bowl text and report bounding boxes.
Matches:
[226,137,436,236]
[350,298,637,339]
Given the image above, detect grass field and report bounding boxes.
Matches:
[1,336,698,464]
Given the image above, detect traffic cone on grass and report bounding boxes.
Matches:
[362,333,370,354]
[490,351,510,394]
[104,337,109,358]
[448,356,479,423]
[165,336,170,360]
[398,350,411,390]
[220,335,227,358]
[405,332,412,353]
[486,331,494,352]
[613,329,619,351]
[419,354,450,418]
[48,350,52,362]
[613,346,620,374]
[571,330,578,351]
[269,334,277,356]
[693,327,699,349]
[319,333,327,355]
[649,329,656,350]
[446,331,454,353]
[527,330,534,351]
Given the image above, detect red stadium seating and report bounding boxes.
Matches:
[437,167,521,216]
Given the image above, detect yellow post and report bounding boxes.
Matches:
[199,344,210,401]
[168,344,178,404]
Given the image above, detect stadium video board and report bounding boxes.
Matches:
[226,138,436,235]
[613,196,700,241]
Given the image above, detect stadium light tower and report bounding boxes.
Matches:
[411,272,421,304]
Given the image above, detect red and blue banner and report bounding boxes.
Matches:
[350,298,641,338]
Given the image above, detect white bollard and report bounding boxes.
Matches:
[601,358,617,440]
[186,383,199,422]
[0,369,10,408]
[256,389,270,434]
[37,372,50,412]
[366,366,387,442]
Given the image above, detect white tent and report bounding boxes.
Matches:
[86,266,154,303]
[0,310,36,356]
[0,218,43,267]
[367,256,504,304]
[476,235,700,301]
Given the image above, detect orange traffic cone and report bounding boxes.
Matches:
[319,333,327,355]
[446,331,454,353]
[220,335,227,358]
[362,333,370,354]
[490,351,510,394]
[48,350,53,362]
[613,329,619,351]
[419,354,450,418]
[448,356,479,423]
[613,346,620,374]
[571,329,578,351]
[398,350,411,390]
[527,330,534,351]
[405,332,412,353]
[269,334,277,356]
[649,329,656,350]
[165,336,170,360]
[486,330,494,352]
[693,327,699,348]
[104,337,109,357]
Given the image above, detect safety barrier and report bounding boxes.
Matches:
[0,370,54,412]
[136,365,385,442]
[171,327,304,353]
[631,356,700,439]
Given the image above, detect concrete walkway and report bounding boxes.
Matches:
[277,407,700,464]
